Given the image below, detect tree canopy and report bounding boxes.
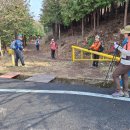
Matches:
[0,0,44,46]
[40,0,128,37]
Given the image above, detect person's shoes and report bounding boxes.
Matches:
[112,90,124,97]
[124,91,129,98]
[90,65,96,68]
[22,65,29,67]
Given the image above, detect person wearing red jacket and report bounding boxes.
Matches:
[50,39,58,59]
[89,35,101,67]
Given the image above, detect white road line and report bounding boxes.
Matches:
[0,89,130,102]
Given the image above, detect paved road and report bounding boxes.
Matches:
[0,78,130,130]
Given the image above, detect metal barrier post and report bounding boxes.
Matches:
[72,48,75,62]
[90,53,93,60]
[81,50,83,59]
[90,53,93,64]
[8,49,15,66]
[72,45,120,62]
[0,51,3,57]
[11,54,15,66]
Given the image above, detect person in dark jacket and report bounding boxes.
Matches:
[35,37,40,51]
[14,34,25,66]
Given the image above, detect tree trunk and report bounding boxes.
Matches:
[119,3,122,13]
[0,37,1,52]
[82,17,84,37]
[97,9,100,27]
[106,7,110,20]
[14,30,17,39]
[58,24,61,40]
[71,24,74,36]
[52,24,55,37]
[120,2,125,13]
[124,0,129,27]
[93,12,96,31]
[129,0,130,12]
[55,23,58,39]
[23,35,27,47]
[84,15,87,26]
[90,13,93,28]
[115,3,118,17]
[100,9,103,21]
[111,2,115,18]
[89,14,91,25]
[104,7,107,20]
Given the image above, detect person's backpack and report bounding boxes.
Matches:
[36,39,40,45]
[10,40,23,50]
[10,41,16,50]
[98,42,104,52]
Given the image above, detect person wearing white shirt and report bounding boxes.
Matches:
[112,25,130,98]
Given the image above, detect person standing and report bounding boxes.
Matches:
[89,35,101,67]
[14,34,25,66]
[50,39,58,59]
[120,32,130,89]
[112,25,130,98]
[35,37,40,51]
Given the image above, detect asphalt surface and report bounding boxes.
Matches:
[0,78,130,130]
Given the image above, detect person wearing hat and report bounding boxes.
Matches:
[14,34,25,66]
[112,25,130,97]
[119,30,130,89]
[89,35,101,67]
[50,39,58,59]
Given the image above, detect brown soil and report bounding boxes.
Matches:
[2,14,127,83]
[0,40,108,84]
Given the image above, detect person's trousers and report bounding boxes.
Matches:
[120,71,130,87]
[113,63,130,92]
[36,45,39,51]
[51,49,55,59]
[93,54,99,67]
[15,49,25,66]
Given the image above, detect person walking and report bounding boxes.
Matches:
[50,39,58,59]
[112,25,130,98]
[13,34,25,66]
[89,35,101,67]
